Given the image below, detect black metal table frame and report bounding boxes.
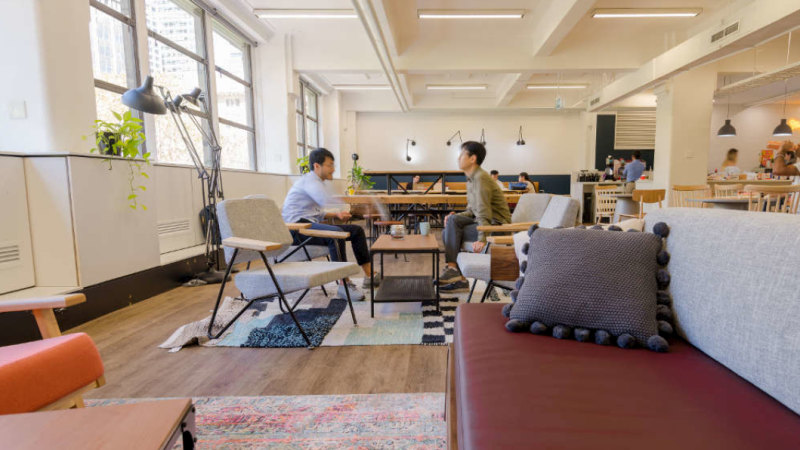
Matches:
[369,242,440,318]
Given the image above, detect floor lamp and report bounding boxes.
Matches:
[122,75,228,284]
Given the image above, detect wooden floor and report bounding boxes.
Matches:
[73,242,449,399]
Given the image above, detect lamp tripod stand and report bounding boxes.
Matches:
[123,75,229,285]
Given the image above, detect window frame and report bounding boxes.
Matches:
[296,79,320,158]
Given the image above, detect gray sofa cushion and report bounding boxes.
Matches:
[644,208,800,414]
[511,193,552,223]
[508,227,664,349]
[539,196,580,228]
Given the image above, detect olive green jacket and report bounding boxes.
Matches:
[457,166,512,242]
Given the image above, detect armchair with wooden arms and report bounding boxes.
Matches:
[0,294,105,415]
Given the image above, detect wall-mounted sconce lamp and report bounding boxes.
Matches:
[445,130,462,146]
[406,138,416,161]
[479,128,486,145]
[516,126,526,145]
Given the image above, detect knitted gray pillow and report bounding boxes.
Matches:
[506,226,668,351]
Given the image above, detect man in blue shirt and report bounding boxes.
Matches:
[282,148,377,300]
[623,151,645,183]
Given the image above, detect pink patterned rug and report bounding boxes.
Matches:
[88,393,445,449]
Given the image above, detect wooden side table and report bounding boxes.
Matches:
[0,398,196,449]
[369,234,440,317]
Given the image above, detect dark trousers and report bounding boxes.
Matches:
[442,215,479,264]
[292,221,370,266]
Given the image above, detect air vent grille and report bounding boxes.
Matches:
[157,219,191,235]
[614,110,656,150]
[0,243,21,265]
[711,21,739,43]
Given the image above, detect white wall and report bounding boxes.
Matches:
[355,111,588,175]
[708,103,800,172]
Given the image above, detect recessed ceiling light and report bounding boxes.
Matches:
[255,9,358,19]
[333,85,391,91]
[418,9,525,19]
[592,8,702,18]
[526,84,587,90]
[427,84,488,91]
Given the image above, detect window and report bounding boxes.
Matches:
[145,0,211,166]
[88,0,140,123]
[296,80,320,158]
[212,22,255,170]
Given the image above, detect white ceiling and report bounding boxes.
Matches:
[246,0,798,111]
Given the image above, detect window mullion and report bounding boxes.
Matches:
[201,8,217,167]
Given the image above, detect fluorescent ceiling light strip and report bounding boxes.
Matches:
[526,85,587,89]
[427,85,488,90]
[418,9,524,19]
[256,9,357,19]
[592,8,701,18]
[333,85,391,90]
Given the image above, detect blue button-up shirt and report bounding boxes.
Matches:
[281,172,339,223]
[623,159,645,182]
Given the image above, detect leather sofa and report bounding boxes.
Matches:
[448,208,800,449]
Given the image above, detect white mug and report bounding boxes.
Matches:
[419,222,430,236]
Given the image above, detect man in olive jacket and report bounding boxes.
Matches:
[440,141,511,291]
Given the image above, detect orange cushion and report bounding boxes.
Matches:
[0,333,104,414]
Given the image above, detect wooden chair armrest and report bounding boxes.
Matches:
[476,221,538,233]
[618,213,641,220]
[285,222,313,231]
[299,228,350,240]
[222,237,283,252]
[490,246,519,281]
[487,236,515,245]
[0,294,86,314]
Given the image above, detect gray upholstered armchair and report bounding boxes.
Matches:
[457,195,580,302]
[209,197,361,349]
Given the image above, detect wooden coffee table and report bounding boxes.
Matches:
[0,398,196,449]
[370,234,441,317]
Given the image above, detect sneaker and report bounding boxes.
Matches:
[438,266,462,284]
[362,272,381,290]
[440,279,469,292]
[338,282,365,301]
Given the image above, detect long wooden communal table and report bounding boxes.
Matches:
[364,170,464,195]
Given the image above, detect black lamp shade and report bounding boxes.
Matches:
[516,139,526,146]
[717,119,736,137]
[122,75,166,115]
[773,118,793,137]
[181,88,202,106]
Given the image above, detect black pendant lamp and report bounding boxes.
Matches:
[121,75,166,115]
[717,76,736,137]
[516,126,526,145]
[773,35,795,137]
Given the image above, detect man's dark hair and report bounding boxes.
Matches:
[309,148,335,170]
[632,151,641,159]
[490,170,499,176]
[461,141,486,165]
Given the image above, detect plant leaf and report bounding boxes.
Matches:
[128,194,137,200]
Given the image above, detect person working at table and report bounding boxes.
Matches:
[622,151,645,192]
[490,170,505,190]
[282,148,379,301]
[439,141,511,292]
[773,140,800,185]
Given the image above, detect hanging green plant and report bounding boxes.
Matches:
[84,110,151,210]
[348,159,374,193]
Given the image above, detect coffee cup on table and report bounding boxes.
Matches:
[419,222,430,236]
[390,224,405,239]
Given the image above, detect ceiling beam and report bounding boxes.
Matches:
[495,72,533,107]
[588,0,800,112]
[530,0,594,57]
[352,0,409,111]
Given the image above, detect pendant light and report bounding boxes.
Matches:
[516,126,526,145]
[717,76,736,137]
[773,32,794,137]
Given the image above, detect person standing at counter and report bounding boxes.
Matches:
[622,151,645,191]
[721,148,741,177]
[773,141,800,185]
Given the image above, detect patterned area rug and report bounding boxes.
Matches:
[87,393,446,449]
[160,279,509,350]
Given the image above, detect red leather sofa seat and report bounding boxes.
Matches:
[454,304,800,449]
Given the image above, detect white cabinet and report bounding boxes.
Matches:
[0,156,35,294]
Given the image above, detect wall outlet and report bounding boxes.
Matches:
[8,101,27,120]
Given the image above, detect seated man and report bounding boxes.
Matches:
[490,170,505,190]
[440,142,511,291]
[282,148,379,300]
